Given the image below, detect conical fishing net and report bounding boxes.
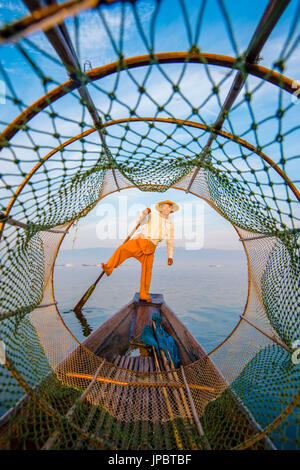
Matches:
[0,0,299,450]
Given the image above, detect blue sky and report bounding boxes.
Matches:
[0,0,299,249]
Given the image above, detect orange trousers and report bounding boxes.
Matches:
[102,237,156,301]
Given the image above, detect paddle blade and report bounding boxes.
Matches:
[73,270,105,312]
[73,284,96,312]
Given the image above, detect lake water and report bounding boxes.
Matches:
[54,247,299,451]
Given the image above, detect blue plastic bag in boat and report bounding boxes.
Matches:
[140,313,180,368]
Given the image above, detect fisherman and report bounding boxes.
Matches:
[101,200,179,303]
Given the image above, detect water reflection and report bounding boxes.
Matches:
[70,308,92,337]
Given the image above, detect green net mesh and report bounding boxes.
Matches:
[0,0,299,450]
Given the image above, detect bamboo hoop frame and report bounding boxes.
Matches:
[0,52,299,148]
[0,0,119,45]
[1,116,299,242]
[0,0,299,448]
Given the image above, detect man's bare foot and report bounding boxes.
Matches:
[139,296,152,303]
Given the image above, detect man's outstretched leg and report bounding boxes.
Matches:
[101,237,155,303]
[101,239,138,276]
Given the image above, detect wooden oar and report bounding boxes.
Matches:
[73,210,150,312]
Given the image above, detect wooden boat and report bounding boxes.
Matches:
[0,293,275,450]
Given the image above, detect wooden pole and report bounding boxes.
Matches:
[23,0,121,191]
[185,0,291,193]
[79,360,106,403]
[152,346,183,450]
[152,320,199,449]
[42,359,105,450]
[239,315,291,353]
[64,371,214,391]
[160,349,199,450]
[180,365,211,450]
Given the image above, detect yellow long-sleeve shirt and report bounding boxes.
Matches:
[137,211,174,259]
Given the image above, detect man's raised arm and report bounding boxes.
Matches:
[137,207,151,225]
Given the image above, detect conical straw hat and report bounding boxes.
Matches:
[155,200,179,213]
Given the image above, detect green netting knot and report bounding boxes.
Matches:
[274,60,285,72]
[276,109,285,118]
[42,76,51,85]
[189,44,201,57]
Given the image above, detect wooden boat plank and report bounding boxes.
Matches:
[131,304,159,339]
[82,302,134,358]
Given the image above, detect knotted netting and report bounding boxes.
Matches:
[0,0,299,450]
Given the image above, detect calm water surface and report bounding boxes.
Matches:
[54,247,248,353]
